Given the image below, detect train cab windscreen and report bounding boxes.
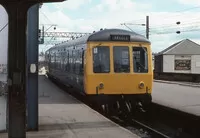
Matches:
[113,46,130,73]
[133,47,148,73]
[93,46,110,73]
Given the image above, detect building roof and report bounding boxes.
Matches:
[157,39,200,55]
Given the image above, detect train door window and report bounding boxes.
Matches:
[53,52,56,68]
[78,50,81,74]
[50,52,53,68]
[60,51,62,69]
[113,46,130,73]
[77,50,82,75]
[70,50,73,72]
[58,51,60,69]
[69,50,71,72]
[74,50,77,73]
[133,47,148,73]
[61,51,65,71]
[68,50,71,72]
[72,50,76,73]
[55,52,57,69]
[80,49,84,74]
[75,50,80,74]
[56,52,59,69]
[66,50,69,72]
[93,46,110,73]
[58,51,61,69]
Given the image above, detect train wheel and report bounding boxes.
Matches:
[101,104,109,115]
[93,102,104,114]
[130,101,137,114]
[118,100,130,119]
[107,102,118,116]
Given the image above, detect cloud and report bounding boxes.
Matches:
[54,0,91,10]
[40,0,152,33]
[90,0,151,13]
[0,6,8,64]
[39,1,200,52]
[177,0,200,5]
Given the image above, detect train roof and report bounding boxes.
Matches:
[47,28,150,51]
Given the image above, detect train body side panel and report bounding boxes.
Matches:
[46,43,87,95]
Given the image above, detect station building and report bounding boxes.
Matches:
[154,39,200,74]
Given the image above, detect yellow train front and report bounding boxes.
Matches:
[45,28,153,112]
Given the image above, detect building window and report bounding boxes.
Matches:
[93,46,110,73]
[133,47,148,73]
[113,46,130,73]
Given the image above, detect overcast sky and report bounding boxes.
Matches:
[1,1,200,57]
[0,5,8,64]
[39,0,200,53]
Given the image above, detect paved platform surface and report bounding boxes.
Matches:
[0,75,139,138]
[152,81,200,116]
[154,79,200,88]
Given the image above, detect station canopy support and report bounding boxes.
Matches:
[0,0,65,138]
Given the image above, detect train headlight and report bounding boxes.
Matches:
[99,83,104,89]
[139,82,145,89]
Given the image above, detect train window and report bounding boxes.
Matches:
[133,47,148,73]
[93,46,110,73]
[113,46,130,73]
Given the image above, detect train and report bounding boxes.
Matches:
[45,28,153,113]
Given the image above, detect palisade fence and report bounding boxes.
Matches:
[0,81,7,96]
[0,64,7,96]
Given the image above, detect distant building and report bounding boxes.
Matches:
[154,39,200,74]
[0,64,7,74]
[39,55,45,62]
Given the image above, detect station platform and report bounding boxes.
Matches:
[154,79,200,88]
[152,81,200,116]
[0,75,139,138]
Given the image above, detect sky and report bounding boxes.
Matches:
[0,5,8,64]
[1,0,200,55]
[39,0,200,53]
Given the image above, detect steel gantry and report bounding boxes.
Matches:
[39,30,91,44]
[43,31,91,38]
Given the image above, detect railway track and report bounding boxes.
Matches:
[109,115,170,138]
[49,76,199,138]
[131,118,170,138]
[104,106,197,138]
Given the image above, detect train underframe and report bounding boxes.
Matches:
[87,93,152,116]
